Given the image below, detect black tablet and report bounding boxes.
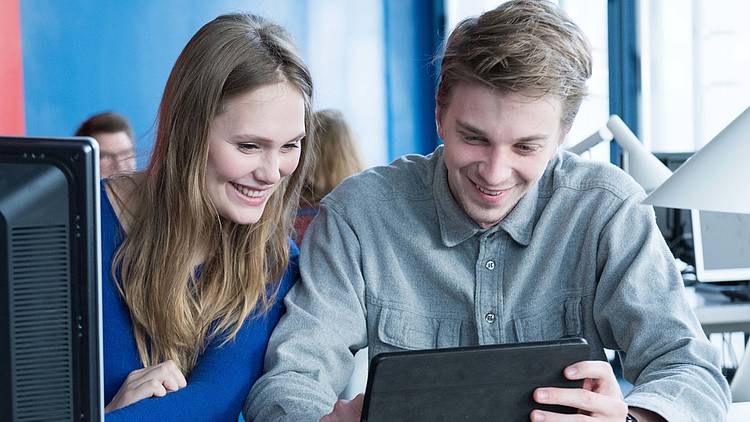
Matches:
[361,338,591,422]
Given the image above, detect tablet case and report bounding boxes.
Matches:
[361,338,591,422]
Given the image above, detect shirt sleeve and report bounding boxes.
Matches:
[105,246,298,422]
[592,191,730,421]
[244,203,368,421]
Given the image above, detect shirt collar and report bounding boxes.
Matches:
[433,147,484,247]
[496,178,538,246]
[433,146,555,248]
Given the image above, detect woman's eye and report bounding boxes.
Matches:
[238,143,259,151]
[282,138,303,151]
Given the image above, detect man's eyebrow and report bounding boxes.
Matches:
[456,120,487,136]
[456,120,551,143]
[515,134,551,143]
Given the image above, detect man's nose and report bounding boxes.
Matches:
[480,149,513,185]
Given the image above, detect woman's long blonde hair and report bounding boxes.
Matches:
[111,13,314,374]
[301,109,364,206]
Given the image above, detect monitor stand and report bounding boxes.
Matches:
[696,282,750,302]
[722,286,750,302]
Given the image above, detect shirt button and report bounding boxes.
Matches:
[485,260,496,270]
[484,312,496,324]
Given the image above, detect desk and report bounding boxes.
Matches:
[690,287,750,335]
[729,401,750,421]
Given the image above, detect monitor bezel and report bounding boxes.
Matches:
[691,209,750,282]
[0,136,103,421]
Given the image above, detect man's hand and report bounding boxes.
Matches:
[531,360,627,421]
[320,393,364,422]
[105,360,187,413]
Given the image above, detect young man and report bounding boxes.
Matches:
[75,111,137,178]
[245,1,729,421]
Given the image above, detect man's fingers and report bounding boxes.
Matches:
[530,408,595,422]
[534,387,628,416]
[564,360,612,381]
[564,360,621,397]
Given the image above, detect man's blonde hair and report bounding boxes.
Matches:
[436,0,592,130]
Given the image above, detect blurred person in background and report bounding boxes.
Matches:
[75,111,137,178]
[294,108,364,245]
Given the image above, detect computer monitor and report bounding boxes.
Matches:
[654,152,750,284]
[691,210,750,283]
[0,136,103,421]
[652,153,694,265]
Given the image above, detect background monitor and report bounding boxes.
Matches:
[691,210,750,283]
[652,152,694,266]
[654,152,750,284]
[0,137,102,421]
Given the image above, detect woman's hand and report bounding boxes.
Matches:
[105,360,187,413]
[531,360,628,421]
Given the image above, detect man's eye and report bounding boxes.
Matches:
[516,144,539,153]
[462,135,486,143]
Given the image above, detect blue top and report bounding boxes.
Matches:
[101,182,297,421]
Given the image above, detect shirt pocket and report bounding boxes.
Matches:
[512,297,583,343]
[373,306,460,355]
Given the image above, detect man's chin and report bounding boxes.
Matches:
[468,210,507,228]
[458,196,511,227]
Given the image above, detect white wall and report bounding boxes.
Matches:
[307,0,388,168]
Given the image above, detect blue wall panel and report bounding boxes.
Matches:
[607,0,640,166]
[20,0,308,167]
[384,0,443,160]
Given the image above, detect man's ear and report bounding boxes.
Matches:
[435,107,445,139]
[556,124,571,152]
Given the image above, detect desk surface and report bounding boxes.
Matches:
[689,287,750,334]
[729,401,750,421]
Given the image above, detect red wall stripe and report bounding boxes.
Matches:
[0,0,25,135]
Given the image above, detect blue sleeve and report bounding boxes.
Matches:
[105,242,299,421]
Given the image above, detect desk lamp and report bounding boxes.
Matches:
[643,106,750,213]
[572,111,750,400]
[567,115,673,192]
[643,105,750,402]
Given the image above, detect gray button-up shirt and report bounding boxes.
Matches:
[246,146,729,421]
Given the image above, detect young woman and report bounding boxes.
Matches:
[101,13,314,420]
